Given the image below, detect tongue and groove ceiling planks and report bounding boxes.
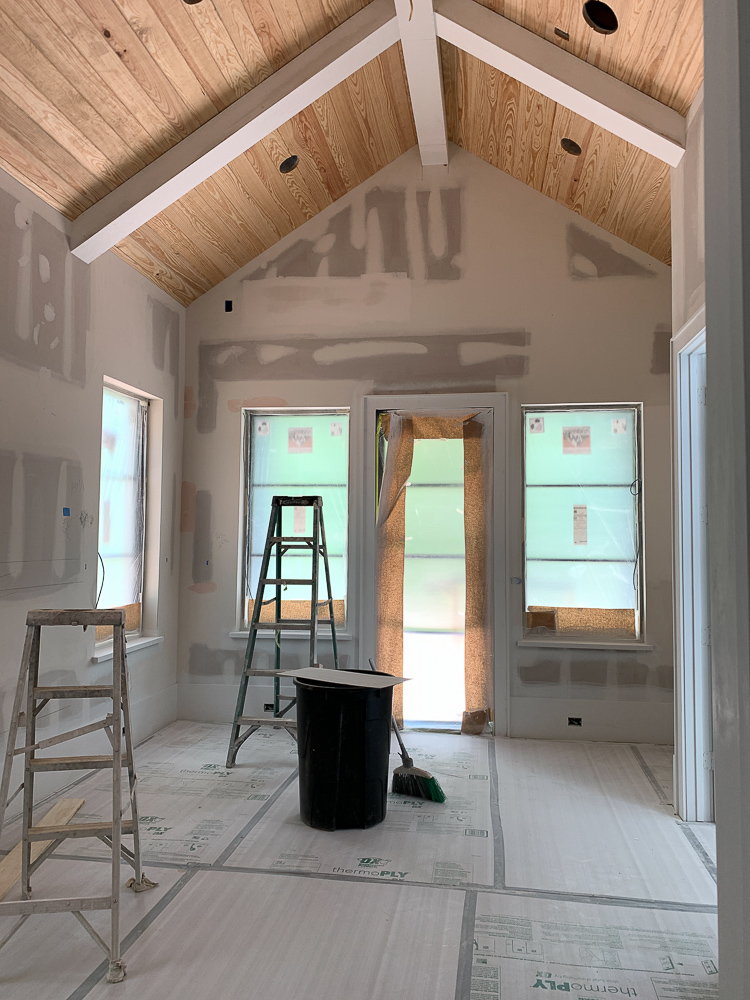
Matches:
[0,0,702,305]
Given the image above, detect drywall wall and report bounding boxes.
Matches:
[671,85,705,336]
[0,166,184,813]
[180,143,673,743]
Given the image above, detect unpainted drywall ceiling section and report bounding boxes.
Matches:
[179,146,674,741]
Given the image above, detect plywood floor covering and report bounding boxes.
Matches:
[0,723,719,999]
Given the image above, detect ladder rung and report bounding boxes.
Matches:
[29,755,119,772]
[251,621,312,631]
[245,668,299,677]
[34,686,114,700]
[0,895,113,916]
[260,579,314,586]
[28,821,135,841]
[271,536,314,543]
[237,717,296,729]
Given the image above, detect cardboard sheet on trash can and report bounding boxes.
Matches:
[469,891,718,999]
[281,667,406,688]
[223,731,495,886]
[10,721,299,867]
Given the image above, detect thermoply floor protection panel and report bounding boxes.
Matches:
[83,870,465,1000]
[0,723,717,998]
[496,739,717,904]
[222,730,496,886]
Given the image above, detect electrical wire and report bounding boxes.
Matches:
[96,551,105,608]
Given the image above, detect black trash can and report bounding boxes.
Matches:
[294,670,393,831]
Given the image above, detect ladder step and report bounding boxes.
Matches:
[34,686,115,700]
[237,717,296,729]
[251,621,313,631]
[260,579,314,586]
[27,821,135,842]
[271,536,314,543]
[29,756,119,772]
[245,668,300,677]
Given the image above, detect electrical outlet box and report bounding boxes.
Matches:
[264,703,274,712]
[568,717,582,727]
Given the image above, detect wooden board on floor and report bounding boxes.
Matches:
[0,797,84,900]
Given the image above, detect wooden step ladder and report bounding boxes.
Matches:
[0,609,155,984]
[226,496,340,768]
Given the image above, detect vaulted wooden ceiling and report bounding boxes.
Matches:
[0,0,703,305]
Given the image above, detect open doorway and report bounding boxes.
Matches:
[674,323,713,821]
[362,393,508,734]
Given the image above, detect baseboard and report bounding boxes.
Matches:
[509,696,674,744]
[131,684,179,744]
[177,679,291,724]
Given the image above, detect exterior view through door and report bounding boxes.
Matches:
[374,407,494,731]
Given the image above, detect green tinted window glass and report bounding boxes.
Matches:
[245,412,349,620]
[524,407,641,633]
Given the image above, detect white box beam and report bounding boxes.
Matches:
[70,0,400,263]
[394,0,449,166]
[434,0,686,166]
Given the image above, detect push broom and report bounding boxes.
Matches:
[368,659,446,803]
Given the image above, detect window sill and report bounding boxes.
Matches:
[517,637,654,652]
[92,635,164,663]
[229,630,353,642]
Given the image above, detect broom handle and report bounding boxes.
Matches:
[368,657,409,759]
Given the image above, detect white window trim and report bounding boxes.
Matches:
[92,634,164,663]
[521,401,647,648]
[235,406,352,636]
[94,376,164,649]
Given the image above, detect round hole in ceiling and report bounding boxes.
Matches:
[582,0,618,33]
[561,137,582,156]
[182,0,203,6]
[279,154,299,174]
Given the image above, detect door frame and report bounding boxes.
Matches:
[361,392,509,734]
[672,309,713,820]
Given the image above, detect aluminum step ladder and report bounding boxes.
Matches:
[0,609,154,984]
[226,496,340,768]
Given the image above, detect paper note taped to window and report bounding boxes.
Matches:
[573,504,588,545]
[563,426,591,454]
[330,422,343,437]
[293,506,306,534]
[288,427,313,454]
[612,417,627,434]
[256,419,270,436]
[529,416,545,434]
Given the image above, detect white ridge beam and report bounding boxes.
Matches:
[394,0,449,166]
[434,0,685,166]
[71,0,400,263]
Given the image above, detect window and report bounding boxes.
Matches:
[523,405,643,640]
[96,387,148,639]
[242,409,349,630]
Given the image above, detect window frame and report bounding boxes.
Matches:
[238,406,351,634]
[520,402,646,647]
[94,377,164,653]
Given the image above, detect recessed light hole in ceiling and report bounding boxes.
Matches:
[582,0,618,33]
[561,137,582,156]
[279,155,299,174]
[182,0,203,5]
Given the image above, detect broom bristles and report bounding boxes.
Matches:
[392,764,446,803]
